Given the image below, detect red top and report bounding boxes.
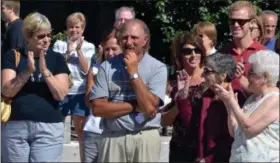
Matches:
[219,41,267,91]
[175,87,247,162]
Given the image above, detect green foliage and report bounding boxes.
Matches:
[51,31,67,47]
[153,0,280,49]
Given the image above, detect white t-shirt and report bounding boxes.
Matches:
[53,39,95,95]
[83,66,102,134]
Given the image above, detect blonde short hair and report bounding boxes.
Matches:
[2,0,20,16]
[192,21,217,46]
[228,1,257,19]
[66,12,86,29]
[23,12,51,39]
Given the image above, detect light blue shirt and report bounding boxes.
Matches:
[265,37,276,51]
[90,53,167,132]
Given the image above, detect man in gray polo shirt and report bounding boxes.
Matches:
[90,19,167,162]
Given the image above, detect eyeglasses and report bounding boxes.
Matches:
[248,68,256,76]
[203,68,216,75]
[36,33,52,40]
[181,48,202,56]
[228,18,252,26]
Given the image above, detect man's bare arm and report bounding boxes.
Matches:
[130,78,159,118]
[92,98,137,118]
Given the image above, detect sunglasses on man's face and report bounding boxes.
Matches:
[36,33,52,40]
[181,48,202,56]
[228,18,252,26]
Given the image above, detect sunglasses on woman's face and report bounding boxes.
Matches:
[203,68,216,75]
[181,47,202,56]
[36,33,52,40]
[228,18,252,26]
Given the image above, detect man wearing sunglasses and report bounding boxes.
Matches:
[219,1,267,95]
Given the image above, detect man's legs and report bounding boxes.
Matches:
[98,129,161,162]
[133,129,161,162]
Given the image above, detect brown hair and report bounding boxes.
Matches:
[171,33,205,71]
[97,29,118,63]
[2,0,20,16]
[66,12,86,29]
[228,1,257,19]
[253,15,266,44]
[192,21,217,46]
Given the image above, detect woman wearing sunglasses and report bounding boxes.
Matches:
[1,12,70,162]
[201,52,247,162]
[161,33,205,162]
[161,33,246,162]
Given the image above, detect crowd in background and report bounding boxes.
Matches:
[1,0,279,162]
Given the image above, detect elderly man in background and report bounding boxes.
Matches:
[261,10,278,51]
[90,19,167,162]
[97,6,135,57]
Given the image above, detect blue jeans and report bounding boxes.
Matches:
[60,94,89,116]
[1,120,64,162]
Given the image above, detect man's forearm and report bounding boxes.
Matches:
[77,50,89,74]
[2,70,32,98]
[92,100,135,118]
[130,78,158,117]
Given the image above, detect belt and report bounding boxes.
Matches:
[102,128,159,136]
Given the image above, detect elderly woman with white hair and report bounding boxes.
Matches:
[1,12,70,162]
[213,50,279,162]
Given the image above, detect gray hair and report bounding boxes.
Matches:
[261,10,278,20]
[204,52,236,82]
[249,50,279,85]
[119,19,150,52]
[115,6,135,20]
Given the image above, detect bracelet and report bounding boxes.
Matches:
[18,73,27,83]
[43,71,53,78]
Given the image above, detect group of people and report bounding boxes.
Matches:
[1,0,279,163]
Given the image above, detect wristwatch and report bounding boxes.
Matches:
[129,73,139,80]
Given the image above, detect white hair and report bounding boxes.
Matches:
[115,6,135,19]
[249,50,279,85]
[261,10,278,20]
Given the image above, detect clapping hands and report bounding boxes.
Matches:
[213,84,238,102]
[176,69,190,99]
[27,51,35,73]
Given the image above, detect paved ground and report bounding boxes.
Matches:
[61,136,171,162]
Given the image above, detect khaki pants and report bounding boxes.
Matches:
[98,129,161,162]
